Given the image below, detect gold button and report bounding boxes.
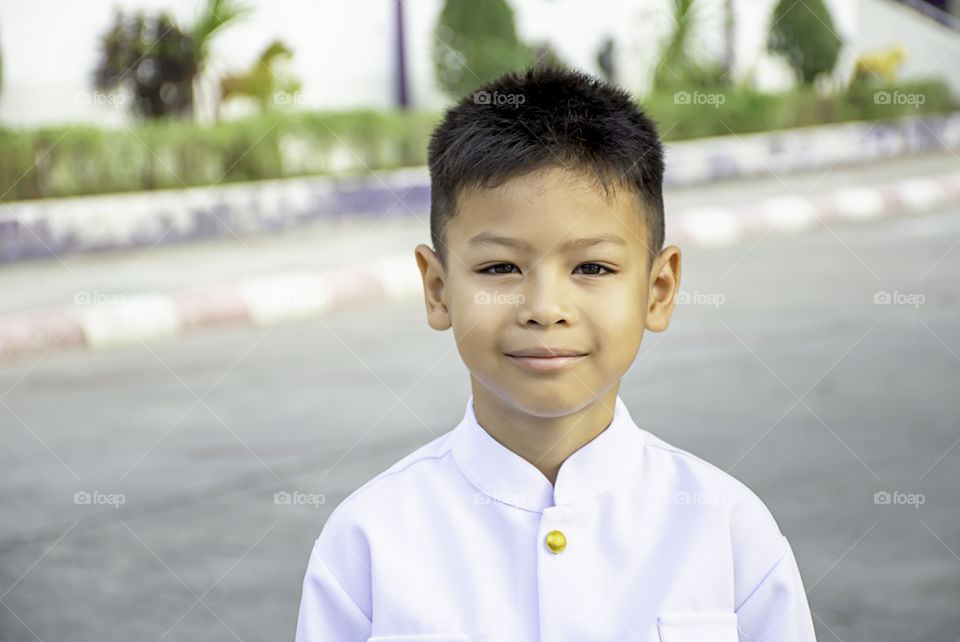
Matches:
[545,530,566,554]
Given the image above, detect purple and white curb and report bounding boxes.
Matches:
[2,112,958,265]
[663,111,960,185]
[0,168,432,264]
[2,168,959,363]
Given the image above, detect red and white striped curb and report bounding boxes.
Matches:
[0,256,422,362]
[2,169,959,363]
[665,170,960,247]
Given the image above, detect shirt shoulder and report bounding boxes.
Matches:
[639,429,770,503]
[347,427,458,508]
[314,427,458,544]
[305,428,460,619]
[638,429,791,582]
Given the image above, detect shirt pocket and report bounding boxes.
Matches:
[658,611,739,642]
[367,636,470,642]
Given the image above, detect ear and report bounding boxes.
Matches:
[645,245,681,333]
[415,244,452,331]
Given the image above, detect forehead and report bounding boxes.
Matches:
[448,166,649,251]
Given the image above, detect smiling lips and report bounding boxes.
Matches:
[505,347,588,371]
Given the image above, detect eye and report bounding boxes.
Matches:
[480,263,520,274]
[479,263,616,275]
[575,263,616,276]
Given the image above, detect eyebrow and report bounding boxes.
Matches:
[468,232,627,251]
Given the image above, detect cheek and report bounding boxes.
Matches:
[452,277,515,319]
[603,298,640,328]
[592,288,646,346]
[451,292,505,355]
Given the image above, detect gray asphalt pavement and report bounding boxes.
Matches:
[1,189,959,639]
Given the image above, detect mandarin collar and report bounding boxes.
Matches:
[450,394,645,513]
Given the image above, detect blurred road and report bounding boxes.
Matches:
[1,161,959,640]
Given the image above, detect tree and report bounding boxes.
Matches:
[433,0,532,98]
[191,0,248,64]
[653,0,725,91]
[93,10,197,118]
[189,0,250,116]
[93,0,248,119]
[767,0,843,86]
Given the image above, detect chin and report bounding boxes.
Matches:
[506,386,595,417]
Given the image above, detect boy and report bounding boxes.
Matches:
[295,66,817,642]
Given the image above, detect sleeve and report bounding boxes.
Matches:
[295,539,372,642]
[734,536,817,642]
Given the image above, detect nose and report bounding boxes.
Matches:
[515,267,574,326]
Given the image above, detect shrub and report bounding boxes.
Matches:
[433,0,532,98]
[0,81,954,202]
[767,0,843,85]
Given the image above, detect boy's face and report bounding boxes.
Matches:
[415,166,681,416]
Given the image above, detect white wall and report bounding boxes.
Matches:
[853,0,960,94]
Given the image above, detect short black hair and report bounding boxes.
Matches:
[427,65,665,272]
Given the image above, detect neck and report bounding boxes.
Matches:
[469,380,619,486]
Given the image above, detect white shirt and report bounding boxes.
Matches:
[295,395,817,642]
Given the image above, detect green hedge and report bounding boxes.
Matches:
[0,109,441,201]
[643,78,956,140]
[0,79,955,202]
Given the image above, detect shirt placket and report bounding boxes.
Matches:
[537,504,575,642]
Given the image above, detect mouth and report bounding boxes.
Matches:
[505,353,588,372]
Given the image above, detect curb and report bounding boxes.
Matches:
[2,112,958,264]
[667,170,960,247]
[2,169,959,363]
